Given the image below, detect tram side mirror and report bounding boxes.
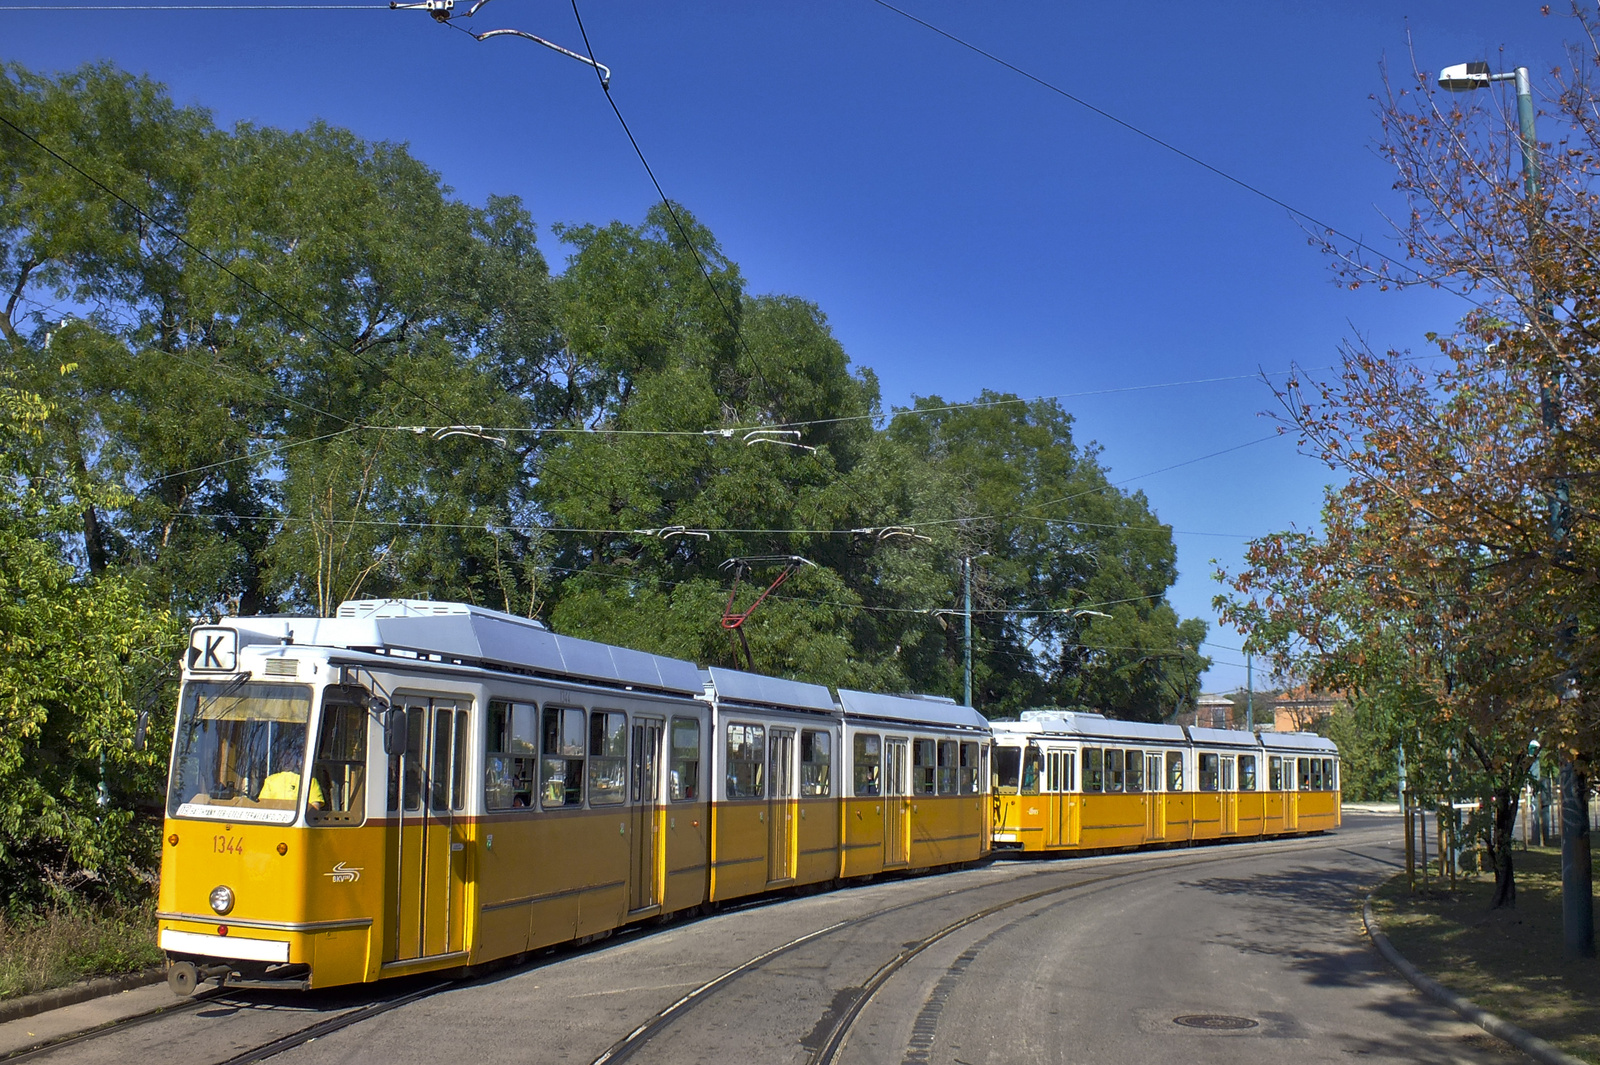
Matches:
[133,706,151,752]
[382,706,404,756]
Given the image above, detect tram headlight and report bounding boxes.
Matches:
[209,885,235,916]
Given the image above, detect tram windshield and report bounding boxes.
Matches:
[167,680,313,824]
[993,747,1021,793]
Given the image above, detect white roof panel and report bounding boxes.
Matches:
[1186,726,1263,750]
[1261,731,1339,754]
[229,599,705,695]
[705,666,837,714]
[836,689,990,731]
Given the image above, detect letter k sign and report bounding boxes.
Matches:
[189,628,237,671]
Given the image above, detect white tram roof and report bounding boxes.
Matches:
[835,689,989,732]
[703,666,837,715]
[228,599,706,696]
[1260,730,1339,754]
[993,712,1188,746]
[1185,725,1262,750]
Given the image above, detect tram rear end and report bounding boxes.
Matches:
[159,625,386,993]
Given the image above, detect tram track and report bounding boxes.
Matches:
[589,831,1345,1065]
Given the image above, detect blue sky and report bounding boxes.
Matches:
[2,1,1577,691]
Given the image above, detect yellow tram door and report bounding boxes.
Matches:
[387,699,470,964]
[1286,758,1303,830]
[768,728,796,883]
[629,718,664,913]
[1220,756,1238,835]
[884,737,910,866]
[1145,753,1166,840]
[1044,747,1078,846]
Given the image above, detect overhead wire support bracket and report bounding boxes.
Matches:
[391,0,611,86]
[398,424,509,446]
[851,525,932,543]
[634,525,711,542]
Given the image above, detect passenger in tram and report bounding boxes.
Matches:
[259,750,324,810]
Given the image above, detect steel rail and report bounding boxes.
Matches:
[590,831,1342,1065]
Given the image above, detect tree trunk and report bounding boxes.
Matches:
[1560,762,1595,958]
[1488,783,1519,909]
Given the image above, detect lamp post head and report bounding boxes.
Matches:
[1439,61,1492,91]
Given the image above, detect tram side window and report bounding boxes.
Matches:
[1021,746,1042,796]
[1269,755,1284,790]
[1105,748,1125,793]
[1311,759,1325,791]
[992,745,1019,794]
[669,718,700,801]
[937,740,958,795]
[855,733,882,796]
[1125,748,1143,793]
[912,739,937,795]
[960,742,980,793]
[1324,758,1337,791]
[1082,748,1104,793]
[486,700,537,811]
[1166,751,1184,792]
[1297,758,1312,791]
[309,695,367,824]
[589,711,627,805]
[1198,752,1220,792]
[1239,754,1258,792]
[428,705,468,812]
[801,730,831,797]
[541,706,586,808]
[727,724,766,798]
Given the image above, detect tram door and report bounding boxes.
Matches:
[768,728,796,883]
[1045,748,1078,846]
[1285,759,1301,830]
[884,738,910,866]
[630,718,664,912]
[388,698,469,963]
[1146,753,1166,840]
[1220,756,1238,834]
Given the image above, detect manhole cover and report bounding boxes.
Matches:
[1173,1014,1259,1030]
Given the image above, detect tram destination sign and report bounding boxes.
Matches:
[188,627,238,672]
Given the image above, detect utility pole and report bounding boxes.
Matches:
[1245,649,1254,731]
[963,556,973,708]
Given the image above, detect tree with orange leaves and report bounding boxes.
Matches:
[1221,11,1598,931]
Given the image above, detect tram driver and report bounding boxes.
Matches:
[259,749,325,811]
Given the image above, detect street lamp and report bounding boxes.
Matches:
[1439,58,1592,960]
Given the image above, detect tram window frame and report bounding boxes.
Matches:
[485,700,537,811]
[1198,752,1220,792]
[959,741,980,794]
[1297,757,1312,791]
[588,711,627,805]
[1044,750,1060,793]
[1125,748,1144,793]
[726,723,766,799]
[910,738,936,796]
[1105,748,1125,793]
[541,706,586,809]
[1021,745,1042,796]
[668,717,701,801]
[424,704,468,813]
[992,745,1020,793]
[1239,754,1258,792]
[308,690,368,825]
[1324,758,1337,791]
[854,733,882,796]
[1166,751,1184,792]
[1311,758,1324,791]
[801,729,831,797]
[1082,747,1104,794]
[1269,755,1284,790]
[937,739,958,795]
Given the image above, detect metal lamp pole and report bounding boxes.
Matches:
[1440,60,1593,958]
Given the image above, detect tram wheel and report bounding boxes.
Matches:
[168,961,200,997]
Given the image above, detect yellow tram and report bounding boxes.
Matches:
[988,710,1340,855]
[158,599,991,993]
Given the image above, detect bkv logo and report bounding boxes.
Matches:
[324,862,363,884]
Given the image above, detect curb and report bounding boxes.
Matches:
[0,968,166,1025]
[1362,896,1590,1065]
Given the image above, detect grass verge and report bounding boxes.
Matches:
[0,901,162,1001]
[1372,846,1600,1064]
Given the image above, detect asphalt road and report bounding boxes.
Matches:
[15,814,1523,1065]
